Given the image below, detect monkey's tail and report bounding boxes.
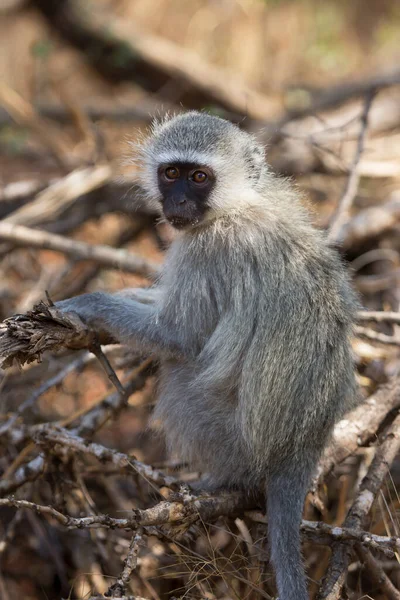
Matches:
[267,466,310,600]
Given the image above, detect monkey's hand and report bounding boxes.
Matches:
[56,292,118,345]
[56,292,183,359]
[56,291,151,346]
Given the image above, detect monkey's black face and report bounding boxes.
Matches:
[157,162,215,229]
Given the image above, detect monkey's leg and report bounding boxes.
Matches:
[56,292,183,358]
[267,463,313,600]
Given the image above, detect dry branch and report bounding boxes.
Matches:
[89,597,148,600]
[1,173,156,230]
[355,325,400,346]
[0,352,92,440]
[0,222,159,278]
[270,87,400,176]
[32,424,177,489]
[0,178,49,203]
[316,375,400,481]
[0,359,154,494]
[3,165,112,227]
[0,491,252,530]
[1,494,400,554]
[355,545,400,600]
[0,102,170,126]
[284,68,400,120]
[0,301,101,368]
[301,520,400,556]
[357,310,400,324]
[317,413,400,599]
[355,269,400,295]
[105,531,143,599]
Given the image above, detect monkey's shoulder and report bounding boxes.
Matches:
[163,222,356,319]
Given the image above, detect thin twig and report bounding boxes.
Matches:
[328,90,376,243]
[355,325,400,346]
[90,342,127,398]
[0,351,91,438]
[106,530,143,598]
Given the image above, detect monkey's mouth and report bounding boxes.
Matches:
[166,216,199,229]
[161,199,205,230]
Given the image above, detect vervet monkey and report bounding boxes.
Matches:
[57,112,358,600]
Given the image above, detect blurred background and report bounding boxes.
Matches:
[1,1,400,599]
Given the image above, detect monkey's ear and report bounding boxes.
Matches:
[245,142,266,185]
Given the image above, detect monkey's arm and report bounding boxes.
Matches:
[56,292,183,358]
[116,287,164,305]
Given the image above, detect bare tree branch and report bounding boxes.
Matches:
[0,359,154,494]
[105,530,143,599]
[355,544,400,600]
[317,413,400,599]
[0,301,101,369]
[0,223,159,279]
[340,196,400,251]
[3,165,112,226]
[355,325,400,346]
[357,310,400,324]
[316,375,400,482]
[32,424,177,489]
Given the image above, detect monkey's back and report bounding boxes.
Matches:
[153,206,358,488]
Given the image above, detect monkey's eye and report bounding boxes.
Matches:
[164,166,180,180]
[191,170,208,184]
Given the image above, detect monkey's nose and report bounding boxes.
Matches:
[162,197,190,222]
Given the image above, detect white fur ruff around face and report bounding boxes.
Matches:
[132,111,269,216]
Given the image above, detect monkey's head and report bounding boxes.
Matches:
[136,112,267,230]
